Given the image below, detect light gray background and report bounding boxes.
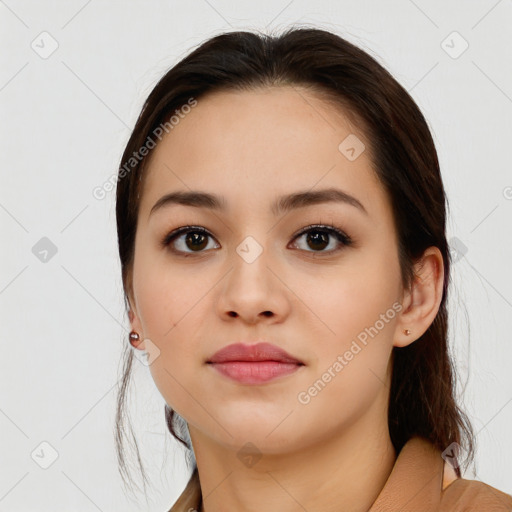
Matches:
[1,0,511,510]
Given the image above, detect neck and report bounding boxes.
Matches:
[189,413,396,512]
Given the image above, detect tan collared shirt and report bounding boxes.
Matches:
[167,436,512,511]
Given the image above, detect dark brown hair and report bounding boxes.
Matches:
[114,25,475,497]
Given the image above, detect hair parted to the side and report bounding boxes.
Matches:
[114,25,475,498]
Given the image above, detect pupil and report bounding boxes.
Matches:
[308,231,328,250]
[187,232,207,251]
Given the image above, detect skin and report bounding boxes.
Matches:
[127,86,444,512]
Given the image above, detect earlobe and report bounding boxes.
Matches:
[393,247,444,348]
[128,303,146,351]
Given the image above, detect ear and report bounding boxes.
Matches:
[393,246,444,348]
[127,283,146,351]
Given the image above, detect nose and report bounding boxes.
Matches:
[215,238,291,325]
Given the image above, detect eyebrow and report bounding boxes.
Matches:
[149,187,368,218]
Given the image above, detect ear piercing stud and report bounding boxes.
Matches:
[129,330,141,348]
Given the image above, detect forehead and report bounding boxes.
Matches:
[139,86,387,219]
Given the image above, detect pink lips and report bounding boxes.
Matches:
[207,342,304,384]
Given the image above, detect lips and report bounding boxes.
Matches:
[207,342,304,384]
[207,342,303,364]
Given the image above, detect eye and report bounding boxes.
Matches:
[289,224,352,253]
[161,223,353,257]
[160,225,219,255]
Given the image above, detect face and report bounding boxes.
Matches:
[128,86,406,454]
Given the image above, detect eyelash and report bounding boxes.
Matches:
[160,223,353,257]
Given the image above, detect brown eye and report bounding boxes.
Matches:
[304,231,330,251]
[291,224,352,253]
[161,226,219,255]
[161,223,352,257]
[183,231,209,251]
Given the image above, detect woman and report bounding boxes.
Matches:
[114,27,512,511]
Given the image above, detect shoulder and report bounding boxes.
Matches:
[440,477,512,511]
[166,468,201,512]
[370,436,512,512]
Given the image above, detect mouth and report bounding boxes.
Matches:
[207,342,305,384]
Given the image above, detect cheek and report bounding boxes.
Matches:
[293,256,399,400]
[134,251,206,338]
[132,256,205,399]
[295,279,397,427]
[292,255,401,345]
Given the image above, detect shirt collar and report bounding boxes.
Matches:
[368,435,445,511]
